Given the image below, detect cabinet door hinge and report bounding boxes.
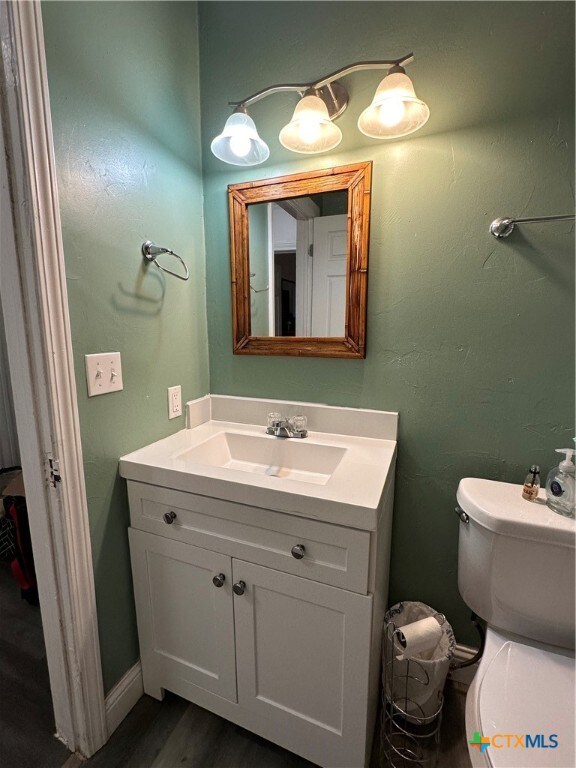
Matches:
[47,456,61,486]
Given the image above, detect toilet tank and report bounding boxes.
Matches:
[457,478,575,650]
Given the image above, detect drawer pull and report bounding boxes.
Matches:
[291,544,306,560]
[212,573,226,588]
[163,510,177,525]
[233,581,246,596]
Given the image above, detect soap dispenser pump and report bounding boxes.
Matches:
[545,446,575,518]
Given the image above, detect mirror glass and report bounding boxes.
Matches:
[228,162,371,358]
[248,191,348,337]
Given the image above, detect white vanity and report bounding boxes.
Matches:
[120,395,397,768]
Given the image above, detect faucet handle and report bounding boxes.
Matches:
[289,414,308,438]
[291,415,307,432]
[267,411,283,428]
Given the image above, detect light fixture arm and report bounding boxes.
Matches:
[229,53,415,109]
[311,53,414,89]
[229,84,306,109]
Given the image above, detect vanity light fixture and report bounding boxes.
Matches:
[279,91,343,154]
[357,65,430,139]
[211,53,428,165]
[210,107,270,166]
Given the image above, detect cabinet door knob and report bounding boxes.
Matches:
[233,580,246,596]
[212,573,226,588]
[291,544,306,560]
[163,510,177,524]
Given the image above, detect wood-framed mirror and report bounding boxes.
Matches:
[228,161,372,358]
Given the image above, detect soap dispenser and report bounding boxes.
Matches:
[545,447,575,518]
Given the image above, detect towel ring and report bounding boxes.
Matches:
[249,271,269,293]
[142,240,190,281]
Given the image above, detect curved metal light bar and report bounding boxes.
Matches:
[229,53,415,110]
[490,214,576,239]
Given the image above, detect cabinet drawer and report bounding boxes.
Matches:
[128,481,369,594]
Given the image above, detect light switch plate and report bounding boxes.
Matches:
[85,352,123,397]
[168,385,182,419]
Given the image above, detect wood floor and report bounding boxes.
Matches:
[0,563,70,768]
[67,684,471,768]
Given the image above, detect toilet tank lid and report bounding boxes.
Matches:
[457,478,575,548]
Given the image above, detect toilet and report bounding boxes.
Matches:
[456,478,575,768]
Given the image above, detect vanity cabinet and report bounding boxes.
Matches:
[126,478,393,768]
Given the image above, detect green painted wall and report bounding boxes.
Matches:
[42,1,208,692]
[199,2,575,644]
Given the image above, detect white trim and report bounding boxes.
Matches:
[105,662,143,737]
[277,196,319,221]
[266,203,275,335]
[295,218,313,336]
[1,0,107,757]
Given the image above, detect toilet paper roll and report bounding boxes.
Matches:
[394,616,443,660]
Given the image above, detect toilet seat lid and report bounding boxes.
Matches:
[478,640,575,768]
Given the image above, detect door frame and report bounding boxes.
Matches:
[0,0,107,756]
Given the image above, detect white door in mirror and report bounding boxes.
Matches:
[85,352,123,396]
[168,385,182,419]
[311,214,347,336]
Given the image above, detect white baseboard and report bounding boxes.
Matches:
[448,643,479,690]
[104,661,143,737]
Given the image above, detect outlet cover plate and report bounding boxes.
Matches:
[168,385,182,419]
[85,352,123,397]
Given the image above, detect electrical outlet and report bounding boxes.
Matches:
[85,352,123,397]
[168,385,182,419]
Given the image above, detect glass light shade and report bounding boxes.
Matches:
[358,71,430,139]
[211,112,269,166]
[279,95,342,154]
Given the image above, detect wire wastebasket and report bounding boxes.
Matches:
[380,602,455,768]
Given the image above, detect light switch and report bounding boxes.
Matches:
[85,352,123,397]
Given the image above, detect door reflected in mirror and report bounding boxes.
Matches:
[228,162,372,358]
[248,190,348,338]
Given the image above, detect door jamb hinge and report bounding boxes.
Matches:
[48,455,61,486]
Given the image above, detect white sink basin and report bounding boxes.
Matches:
[119,396,398,530]
[177,432,346,485]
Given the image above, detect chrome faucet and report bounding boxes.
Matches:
[266,413,308,439]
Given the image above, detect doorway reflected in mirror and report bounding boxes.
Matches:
[248,190,348,338]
